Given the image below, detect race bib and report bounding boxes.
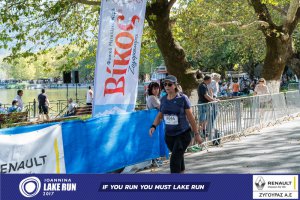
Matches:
[164,114,178,125]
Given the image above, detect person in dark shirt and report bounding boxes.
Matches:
[149,75,202,173]
[197,75,218,140]
[37,88,50,121]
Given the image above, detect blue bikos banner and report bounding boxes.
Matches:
[0,110,168,174]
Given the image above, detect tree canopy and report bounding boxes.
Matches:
[1,0,300,93]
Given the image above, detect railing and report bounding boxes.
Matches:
[288,82,299,91]
[191,91,300,147]
[3,99,87,119]
[27,99,88,119]
[0,97,147,120]
[2,91,299,127]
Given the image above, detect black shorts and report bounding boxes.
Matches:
[39,105,49,114]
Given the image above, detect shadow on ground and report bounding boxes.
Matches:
[140,118,300,174]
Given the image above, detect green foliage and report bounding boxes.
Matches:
[2,44,96,81]
[77,114,91,121]
[173,0,265,73]
[1,0,299,82]
[139,24,163,75]
[0,0,100,64]
[261,0,290,5]
[293,27,300,52]
[0,0,161,80]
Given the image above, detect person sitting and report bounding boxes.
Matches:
[0,103,7,114]
[65,98,78,116]
[7,100,22,113]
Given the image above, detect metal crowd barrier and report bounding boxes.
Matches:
[191,91,300,148]
[23,99,86,119]
[285,91,300,116]
[288,82,299,91]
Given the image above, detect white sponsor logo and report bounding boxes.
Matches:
[0,124,65,174]
[253,175,298,199]
[19,177,41,198]
[255,176,266,190]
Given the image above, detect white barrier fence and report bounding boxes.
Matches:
[191,91,300,147]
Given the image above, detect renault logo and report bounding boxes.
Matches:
[255,176,266,190]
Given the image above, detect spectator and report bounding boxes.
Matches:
[145,81,164,168]
[227,81,233,97]
[66,98,78,116]
[250,79,257,91]
[207,73,221,136]
[197,75,219,140]
[196,69,204,80]
[208,73,221,98]
[232,79,240,96]
[220,82,228,96]
[254,78,271,110]
[254,78,270,96]
[14,90,24,111]
[0,103,7,114]
[146,82,160,110]
[86,86,93,105]
[149,75,202,173]
[37,89,50,121]
[8,100,22,113]
[159,79,167,98]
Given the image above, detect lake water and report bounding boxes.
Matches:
[0,87,145,105]
[0,88,87,105]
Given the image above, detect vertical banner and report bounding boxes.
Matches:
[0,125,66,174]
[93,0,147,116]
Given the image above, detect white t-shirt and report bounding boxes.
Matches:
[221,85,227,91]
[208,80,219,97]
[254,84,269,95]
[14,95,23,111]
[254,84,270,103]
[68,102,77,113]
[146,95,160,109]
[86,89,93,103]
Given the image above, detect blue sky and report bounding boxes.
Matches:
[0,49,8,57]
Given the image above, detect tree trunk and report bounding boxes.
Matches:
[145,2,197,96]
[249,0,300,93]
[262,36,293,93]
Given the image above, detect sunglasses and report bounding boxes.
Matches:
[164,83,174,87]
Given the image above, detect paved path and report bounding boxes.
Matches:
[141,118,300,173]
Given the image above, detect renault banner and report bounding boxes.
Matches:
[0,124,65,174]
[93,0,147,116]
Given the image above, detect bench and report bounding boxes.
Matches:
[71,104,147,115]
[0,111,28,128]
[135,104,147,110]
[74,105,92,116]
[23,106,93,126]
